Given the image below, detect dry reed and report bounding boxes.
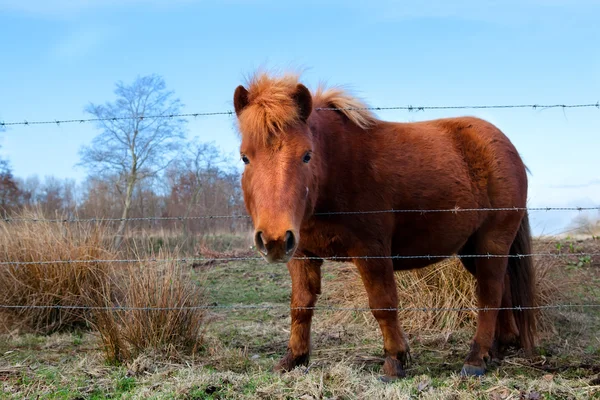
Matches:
[324,256,558,335]
[0,210,210,364]
[0,210,113,333]
[91,250,209,364]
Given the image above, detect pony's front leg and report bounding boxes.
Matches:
[355,257,410,379]
[274,255,323,372]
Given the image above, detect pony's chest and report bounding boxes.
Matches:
[299,219,355,259]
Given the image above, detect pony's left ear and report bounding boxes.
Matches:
[293,84,312,122]
[233,85,249,117]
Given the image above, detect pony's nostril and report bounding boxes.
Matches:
[285,231,296,254]
[255,231,267,255]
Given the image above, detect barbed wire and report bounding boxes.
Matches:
[0,252,597,267]
[316,103,600,112]
[2,206,599,223]
[0,111,234,127]
[0,303,598,312]
[2,102,599,127]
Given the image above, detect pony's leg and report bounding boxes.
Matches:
[355,258,409,379]
[458,241,519,362]
[461,227,518,377]
[460,240,517,361]
[274,255,323,372]
[494,273,519,352]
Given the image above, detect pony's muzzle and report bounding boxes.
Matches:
[254,230,297,263]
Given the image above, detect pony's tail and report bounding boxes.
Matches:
[507,212,537,355]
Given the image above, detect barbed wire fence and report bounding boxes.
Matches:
[0,103,599,315]
[1,207,599,313]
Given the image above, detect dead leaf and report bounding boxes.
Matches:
[542,374,554,382]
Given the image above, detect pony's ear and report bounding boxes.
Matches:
[292,83,312,122]
[233,85,249,117]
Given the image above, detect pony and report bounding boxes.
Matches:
[232,70,536,379]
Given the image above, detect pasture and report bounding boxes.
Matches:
[3,2,600,399]
[1,220,598,399]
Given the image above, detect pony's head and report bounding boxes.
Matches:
[233,71,376,263]
[233,72,318,263]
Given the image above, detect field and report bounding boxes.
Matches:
[1,233,599,399]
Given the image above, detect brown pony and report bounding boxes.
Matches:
[232,70,536,379]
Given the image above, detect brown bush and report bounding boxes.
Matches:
[0,210,113,333]
[0,210,210,364]
[324,258,477,334]
[91,251,209,364]
[324,256,559,335]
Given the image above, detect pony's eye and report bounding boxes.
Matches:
[241,155,250,165]
[302,152,312,163]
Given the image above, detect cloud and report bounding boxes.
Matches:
[50,25,117,61]
[0,0,193,17]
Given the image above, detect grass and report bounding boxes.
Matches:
[1,226,599,398]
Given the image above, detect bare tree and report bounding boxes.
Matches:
[163,140,247,236]
[179,140,227,235]
[78,74,186,248]
[0,158,22,213]
[0,126,23,213]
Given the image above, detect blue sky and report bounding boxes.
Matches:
[0,0,599,235]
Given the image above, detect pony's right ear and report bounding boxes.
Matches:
[233,85,249,117]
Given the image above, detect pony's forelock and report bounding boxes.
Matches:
[236,70,377,145]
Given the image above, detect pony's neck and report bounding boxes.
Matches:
[309,111,362,214]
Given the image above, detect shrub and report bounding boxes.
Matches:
[325,256,558,335]
[0,210,210,364]
[91,251,209,364]
[0,211,112,333]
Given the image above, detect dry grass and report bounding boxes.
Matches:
[0,210,211,365]
[0,210,113,334]
[91,251,210,364]
[2,329,598,399]
[1,245,597,399]
[324,257,560,335]
[324,258,477,334]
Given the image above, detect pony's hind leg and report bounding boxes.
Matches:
[461,219,521,377]
[274,254,323,373]
[354,257,409,380]
[495,274,519,351]
[459,238,517,362]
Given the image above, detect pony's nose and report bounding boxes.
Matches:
[255,231,267,256]
[284,231,296,255]
[254,230,297,263]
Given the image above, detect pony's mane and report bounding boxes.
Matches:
[314,84,376,130]
[237,71,376,144]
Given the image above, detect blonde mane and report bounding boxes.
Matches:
[314,84,376,130]
[236,71,376,144]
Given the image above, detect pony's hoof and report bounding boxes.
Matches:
[460,363,486,377]
[273,350,309,373]
[382,356,407,379]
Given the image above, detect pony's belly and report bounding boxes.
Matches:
[389,217,475,270]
